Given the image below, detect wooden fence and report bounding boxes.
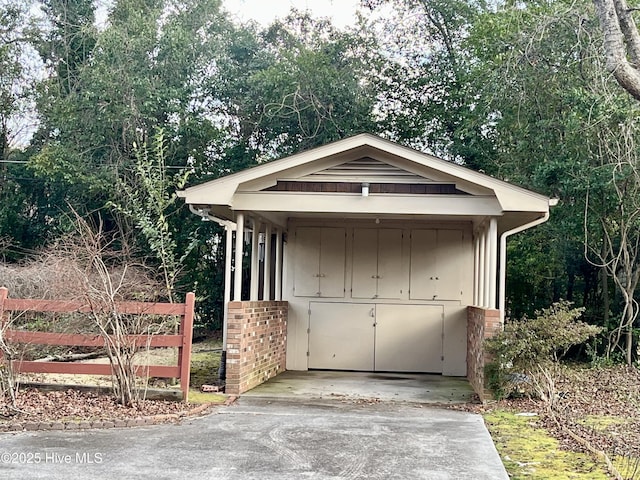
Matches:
[0,287,194,402]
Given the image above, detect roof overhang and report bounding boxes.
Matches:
[178,133,553,232]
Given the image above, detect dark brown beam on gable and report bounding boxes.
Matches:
[264,181,468,195]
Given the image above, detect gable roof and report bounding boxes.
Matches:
[178,133,552,224]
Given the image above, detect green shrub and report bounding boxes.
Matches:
[485,301,602,398]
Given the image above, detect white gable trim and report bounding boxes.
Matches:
[178,133,551,215]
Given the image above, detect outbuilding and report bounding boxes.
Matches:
[178,133,553,397]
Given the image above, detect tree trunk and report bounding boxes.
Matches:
[594,0,640,100]
[601,242,610,329]
[625,291,634,366]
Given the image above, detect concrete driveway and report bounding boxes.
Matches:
[0,397,508,479]
[242,370,475,404]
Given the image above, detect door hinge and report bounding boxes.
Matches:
[306,351,310,357]
[441,355,444,361]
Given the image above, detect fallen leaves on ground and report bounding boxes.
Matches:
[456,364,640,471]
[544,365,640,460]
[0,388,193,425]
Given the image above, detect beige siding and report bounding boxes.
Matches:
[285,220,472,375]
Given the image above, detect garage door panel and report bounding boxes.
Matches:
[375,304,443,373]
[308,303,374,370]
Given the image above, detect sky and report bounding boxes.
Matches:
[222,0,362,28]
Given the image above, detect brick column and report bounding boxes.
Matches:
[467,306,501,401]
[225,301,288,395]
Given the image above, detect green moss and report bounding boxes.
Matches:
[576,415,627,431]
[484,410,609,479]
[185,338,226,404]
[189,338,222,389]
[614,457,640,480]
[187,389,227,405]
[575,415,640,478]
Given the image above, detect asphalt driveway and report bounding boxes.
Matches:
[0,397,508,479]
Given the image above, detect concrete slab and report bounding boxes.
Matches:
[0,398,508,479]
[242,370,475,404]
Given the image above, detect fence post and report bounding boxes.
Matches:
[0,287,7,362]
[179,292,195,402]
[0,286,7,317]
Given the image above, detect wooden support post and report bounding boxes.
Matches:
[275,228,283,301]
[179,292,195,403]
[234,213,244,301]
[220,224,233,381]
[263,223,272,300]
[488,218,498,309]
[484,226,492,308]
[473,234,480,306]
[250,220,260,301]
[478,228,486,307]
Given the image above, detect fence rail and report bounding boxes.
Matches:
[0,287,194,402]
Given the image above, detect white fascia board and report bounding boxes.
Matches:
[231,192,503,216]
[493,187,551,212]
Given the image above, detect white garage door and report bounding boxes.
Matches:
[308,302,443,373]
